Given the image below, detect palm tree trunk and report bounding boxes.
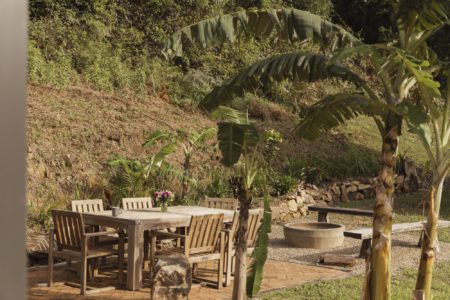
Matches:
[414,175,443,299]
[364,115,400,300]
[233,187,251,300]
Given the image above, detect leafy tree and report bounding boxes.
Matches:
[163,3,449,299]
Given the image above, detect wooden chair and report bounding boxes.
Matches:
[150,214,225,289]
[122,197,153,210]
[71,199,105,213]
[71,199,121,247]
[204,196,239,211]
[223,209,263,287]
[122,197,153,269]
[48,209,125,295]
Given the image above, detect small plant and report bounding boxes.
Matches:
[268,172,297,196]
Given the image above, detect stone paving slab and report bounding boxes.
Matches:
[28,260,349,300]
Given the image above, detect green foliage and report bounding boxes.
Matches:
[285,146,378,183]
[200,53,364,111]
[268,172,297,195]
[163,8,359,60]
[27,190,65,230]
[201,168,234,198]
[247,186,272,297]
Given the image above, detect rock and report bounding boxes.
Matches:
[271,206,280,220]
[279,203,289,214]
[320,254,356,266]
[299,206,308,216]
[315,200,328,207]
[150,254,191,300]
[340,185,349,203]
[303,194,315,204]
[347,185,358,193]
[395,175,405,185]
[358,184,372,190]
[295,195,304,206]
[287,200,298,212]
[307,189,322,198]
[355,192,365,200]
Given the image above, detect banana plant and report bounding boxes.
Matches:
[211,106,269,300]
[392,58,450,299]
[143,127,216,200]
[163,2,449,299]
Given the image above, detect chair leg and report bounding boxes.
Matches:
[225,252,233,287]
[218,232,225,289]
[118,232,125,288]
[81,258,87,295]
[144,230,149,271]
[92,258,99,278]
[47,230,54,287]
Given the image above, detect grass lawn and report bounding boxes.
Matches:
[263,260,450,300]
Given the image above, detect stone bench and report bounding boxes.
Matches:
[345,220,450,258]
[308,205,374,223]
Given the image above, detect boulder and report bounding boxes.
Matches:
[287,200,298,212]
[150,254,192,300]
[340,186,349,203]
[355,192,365,201]
[395,175,405,185]
[299,206,308,216]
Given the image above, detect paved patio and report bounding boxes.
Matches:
[28,259,350,299]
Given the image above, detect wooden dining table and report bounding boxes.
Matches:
[83,206,235,291]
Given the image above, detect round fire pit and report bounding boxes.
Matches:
[283,222,345,249]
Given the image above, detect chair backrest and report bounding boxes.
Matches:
[51,209,85,252]
[229,209,263,248]
[204,196,238,211]
[246,209,263,248]
[122,197,153,210]
[187,214,224,255]
[71,199,104,213]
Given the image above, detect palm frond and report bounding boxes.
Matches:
[143,130,174,148]
[296,93,385,140]
[162,8,360,59]
[217,122,247,167]
[200,52,365,111]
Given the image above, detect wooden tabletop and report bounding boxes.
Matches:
[143,205,235,221]
[83,206,235,229]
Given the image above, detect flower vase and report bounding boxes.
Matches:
[161,202,168,212]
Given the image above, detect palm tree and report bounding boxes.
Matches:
[162,3,449,299]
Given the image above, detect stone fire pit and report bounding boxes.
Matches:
[283,222,345,249]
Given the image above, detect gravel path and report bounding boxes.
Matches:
[267,223,450,275]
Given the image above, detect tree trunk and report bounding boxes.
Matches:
[233,186,251,300]
[364,115,400,300]
[181,156,190,200]
[414,175,443,299]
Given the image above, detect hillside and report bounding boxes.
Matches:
[26,0,439,229]
[26,83,427,229]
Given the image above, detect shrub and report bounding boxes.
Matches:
[268,172,297,196]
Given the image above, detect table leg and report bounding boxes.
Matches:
[127,224,144,290]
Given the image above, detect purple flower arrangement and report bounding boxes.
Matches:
[154,190,174,211]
